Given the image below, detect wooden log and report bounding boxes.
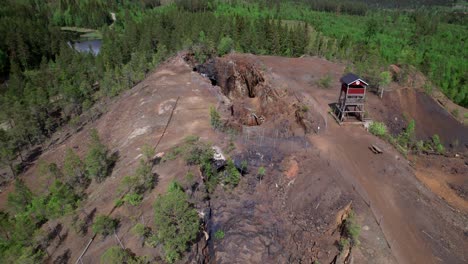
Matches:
[369,144,383,154]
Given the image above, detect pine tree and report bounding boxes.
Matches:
[85,129,110,183]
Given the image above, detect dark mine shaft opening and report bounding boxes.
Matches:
[209,78,217,86]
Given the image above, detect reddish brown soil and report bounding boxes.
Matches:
[0,53,466,264]
[257,54,467,264]
[412,155,468,213]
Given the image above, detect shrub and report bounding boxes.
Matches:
[38,161,62,181]
[257,166,266,180]
[119,159,154,195]
[72,215,87,236]
[141,144,155,163]
[338,238,350,252]
[214,229,225,240]
[185,143,213,166]
[344,210,360,246]
[432,134,445,154]
[114,198,124,208]
[131,223,151,240]
[223,159,241,187]
[100,247,147,264]
[92,215,118,237]
[123,193,143,206]
[210,106,222,130]
[162,145,185,162]
[240,160,248,174]
[154,182,199,263]
[368,121,387,137]
[397,119,416,150]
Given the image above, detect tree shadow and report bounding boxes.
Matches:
[83,207,97,235]
[106,150,120,176]
[53,249,71,264]
[47,223,63,242]
[152,172,160,189]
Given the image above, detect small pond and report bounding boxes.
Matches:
[68,39,102,55]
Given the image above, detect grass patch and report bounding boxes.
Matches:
[317,74,332,89]
[60,26,96,33]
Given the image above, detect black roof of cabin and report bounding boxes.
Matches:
[340,73,368,86]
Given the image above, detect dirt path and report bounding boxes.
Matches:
[257,55,468,264]
[307,106,467,264]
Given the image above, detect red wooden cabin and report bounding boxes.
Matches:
[335,73,368,123]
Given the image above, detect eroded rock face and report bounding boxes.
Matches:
[195,55,289,128]
[196,57,265,99]
[193,54,326,136]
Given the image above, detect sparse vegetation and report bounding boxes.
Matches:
[338,237,350,252]
[185,171,195,183]
[318,74,332,89]
[92,215,119,237]
[153,182,200,263]
[210,106,223,130]
[118,146,156,206]
[431,134,445,154]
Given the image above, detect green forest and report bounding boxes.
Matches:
[0,0,467,260]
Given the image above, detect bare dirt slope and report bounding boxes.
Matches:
[0,55,221,262]
[0,53,466,264]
